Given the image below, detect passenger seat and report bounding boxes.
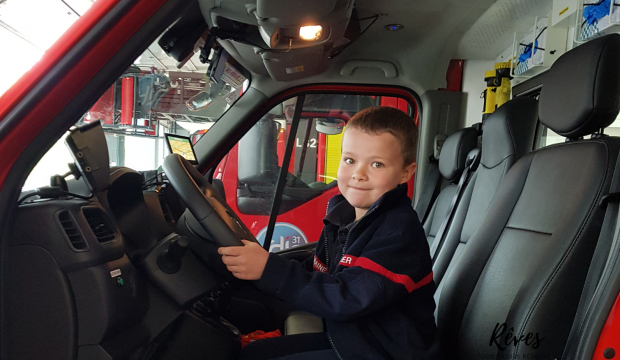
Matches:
[437,34,620,359]
[432,96,539,291]
[422,128,478,248]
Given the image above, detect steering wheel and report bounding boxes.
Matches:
[162,154,257,247]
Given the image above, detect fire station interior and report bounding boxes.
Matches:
[5,0,620,359]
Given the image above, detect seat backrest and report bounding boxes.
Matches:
[433,97,539,287]
[437,34,620,359]
[423,128,478,247]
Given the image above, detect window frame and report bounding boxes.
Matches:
[203,84,422,175]
[204,85,422,251]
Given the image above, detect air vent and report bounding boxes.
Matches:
[82,207,116,243]
[58,210,87,250]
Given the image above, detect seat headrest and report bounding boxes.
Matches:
[481,96,539,168]
[539,34,620,138]
[439,127,478,182]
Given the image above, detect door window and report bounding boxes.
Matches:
[215,93,417,252]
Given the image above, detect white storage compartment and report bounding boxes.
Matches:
[578,0,620,41]
[514,30,536,76]
[532,18,549,65]
[513,17,568,77]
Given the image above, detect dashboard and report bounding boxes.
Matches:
[6,122,281,360]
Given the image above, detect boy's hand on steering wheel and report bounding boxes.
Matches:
[218,240,269,280]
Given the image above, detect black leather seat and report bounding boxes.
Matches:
[423,128,478,248]
[437,34,620,359]
[433,97,539,291]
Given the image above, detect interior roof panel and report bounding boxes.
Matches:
[195,0,519,93]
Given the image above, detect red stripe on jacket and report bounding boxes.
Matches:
[313,255,328,273]
[339,255,432,293]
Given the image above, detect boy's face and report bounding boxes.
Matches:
[337,127,416,220]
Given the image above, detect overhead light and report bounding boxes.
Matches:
[299,25,322,41]
[385,24,404,31]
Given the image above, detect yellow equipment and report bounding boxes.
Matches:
[482,61,513,120]
[323,130,343,183]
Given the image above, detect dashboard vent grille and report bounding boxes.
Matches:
[58,210,87,250]
[82,208,116,243]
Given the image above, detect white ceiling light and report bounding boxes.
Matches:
[299,25,322,41]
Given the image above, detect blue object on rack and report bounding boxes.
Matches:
[518,40,539,63]
[583,0,612,25]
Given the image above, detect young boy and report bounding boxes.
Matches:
[219,106,439,360]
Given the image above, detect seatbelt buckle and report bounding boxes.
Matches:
[599,192,620,208]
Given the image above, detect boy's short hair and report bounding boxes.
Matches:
[346,106,418,166]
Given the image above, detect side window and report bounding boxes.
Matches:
[531,92,620,148]
[215,93,417,252]
[538,126,565,148]
[266,114,344,253]
[537,114,620,148]
[214,99,298,241]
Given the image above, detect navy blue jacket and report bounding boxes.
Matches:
[256,184,440,359]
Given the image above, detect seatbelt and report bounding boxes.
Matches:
[429,152,478,261]
[562,146,620,360]
[415,155,441,223]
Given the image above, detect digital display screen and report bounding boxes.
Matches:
[165,134,198,165]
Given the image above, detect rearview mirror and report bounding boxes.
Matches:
[316,119,345,135]
[186,91,213,111]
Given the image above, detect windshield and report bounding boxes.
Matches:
[23,35,249,191]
